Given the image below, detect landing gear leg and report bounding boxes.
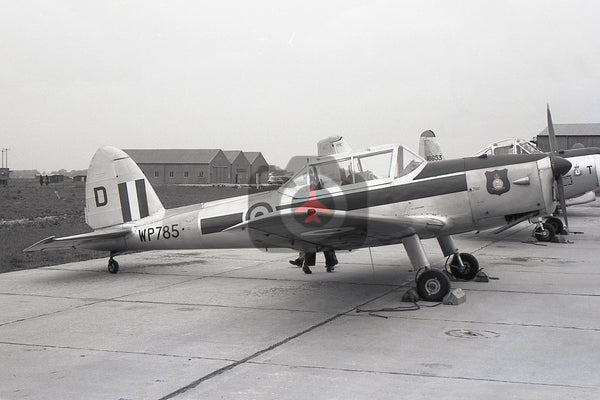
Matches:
[438,235,479,281]
[403,234,450,302]
[108,251,119,273]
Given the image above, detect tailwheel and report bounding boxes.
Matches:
[449,252,479,281]
[533,222,555,242]
[108,258,119,274]
[416,269,450,302]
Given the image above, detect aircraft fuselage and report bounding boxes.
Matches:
[83,152,557,253]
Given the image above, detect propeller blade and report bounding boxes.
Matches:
[547,107,570,235]
[547,104,558,154]
[556,175,569,232]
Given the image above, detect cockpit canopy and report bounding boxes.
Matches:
[474,138,542,157]
[280,144,424,197]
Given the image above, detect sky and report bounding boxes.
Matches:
[2,0,600,172]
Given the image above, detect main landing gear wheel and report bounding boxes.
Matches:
[534,222,556,242]
[449,252,479,281]
[108,258,119,274]
[416,269,451,302]
[545,216,564,235]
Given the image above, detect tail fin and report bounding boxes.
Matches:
[418,130,444,161]
[85,146,164,229]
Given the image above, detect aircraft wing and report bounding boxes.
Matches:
[226,210,447,250]
[23,227,132,252]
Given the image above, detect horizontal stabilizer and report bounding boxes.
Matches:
[23,227,131,252]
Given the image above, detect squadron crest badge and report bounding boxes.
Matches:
[485,169,510,195]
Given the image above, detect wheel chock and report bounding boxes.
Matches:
[474,270,489,282]
[401,287,420,303]
[443,288,466,305]
[555,235,573,244]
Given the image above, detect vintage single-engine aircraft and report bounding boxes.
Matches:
[420,108,600,241]
[25,137,572,302]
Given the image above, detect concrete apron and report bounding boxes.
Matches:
[1,202,599,399]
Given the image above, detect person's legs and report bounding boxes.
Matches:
[302,251,316,274]
[289,251,304,266]
[324,250,337,272]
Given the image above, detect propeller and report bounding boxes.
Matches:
[547,105,570,233]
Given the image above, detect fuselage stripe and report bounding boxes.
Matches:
[201,213,244,234]
[276,174,468,212]
[414,154,546,180]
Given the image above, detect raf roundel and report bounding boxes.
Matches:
[246,202,274,220]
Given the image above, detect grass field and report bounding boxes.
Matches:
[0,180,274,273]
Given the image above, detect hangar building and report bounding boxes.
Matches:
[124,149,269,185]
[244,152,270,184]
[223,151,250,184]
[535,123,600,151]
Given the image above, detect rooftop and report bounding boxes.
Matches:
[124,149,222,164]
[244,151,263,163]
[537,123,600,136]
[222,151,245,163]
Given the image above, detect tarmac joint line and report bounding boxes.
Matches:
[244,361,599,390]
[158,283,407,400]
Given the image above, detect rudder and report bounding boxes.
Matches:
[85,146,164,229]
[418,130,444,162]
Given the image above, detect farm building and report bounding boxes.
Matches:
[9,170,39,179]
[49,175,65,183]
[124,149,269,185]
[535,123,600,151]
